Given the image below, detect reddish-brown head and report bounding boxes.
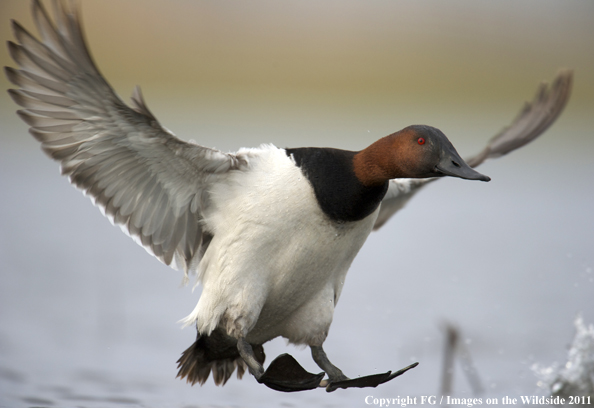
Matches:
[353,125,490,186]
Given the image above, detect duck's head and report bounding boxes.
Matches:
[353,125,490,186]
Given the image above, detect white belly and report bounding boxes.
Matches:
[183,145,378,346]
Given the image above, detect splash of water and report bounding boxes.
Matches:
[532,315,594,402]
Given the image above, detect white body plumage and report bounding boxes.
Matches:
[184,145,378,346]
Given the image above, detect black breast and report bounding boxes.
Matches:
[286,147,388,223]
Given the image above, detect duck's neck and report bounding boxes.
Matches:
[353,134,406,186]
[286,147,389,222]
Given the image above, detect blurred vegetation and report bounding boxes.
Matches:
[1,0,593,151]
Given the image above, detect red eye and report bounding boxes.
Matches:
[417,137,425,145]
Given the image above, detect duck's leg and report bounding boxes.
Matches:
[237,338,324,392]
[311,346,348,384]
[311,345,419,392]
[237,338,265,378]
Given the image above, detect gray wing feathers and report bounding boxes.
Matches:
[374,70,573,231]
[373,178,430,230]
[6,0,244,278]
[465,70,573,168]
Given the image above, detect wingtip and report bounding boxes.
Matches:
[465,68,575,168]
[10,18,25,32]
[549,69,574,98]
[6,41,23,65]
[130,85,158,120]
[16,109,39,127]
[549,69,574,118]
[4,66,18,85]
[131,85,144,104]
[7,88,22,106]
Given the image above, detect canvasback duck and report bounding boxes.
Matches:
[6,1,572,393]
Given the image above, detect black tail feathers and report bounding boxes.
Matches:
[176,329,265,386]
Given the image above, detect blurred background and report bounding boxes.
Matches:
[0,1,592,407]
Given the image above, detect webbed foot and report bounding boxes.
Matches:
[324,362,419,392]
[257,353,325,392]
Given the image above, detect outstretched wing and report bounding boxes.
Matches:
[374,70,573,230]
[464,70,573,168]
[5,0,247,279]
